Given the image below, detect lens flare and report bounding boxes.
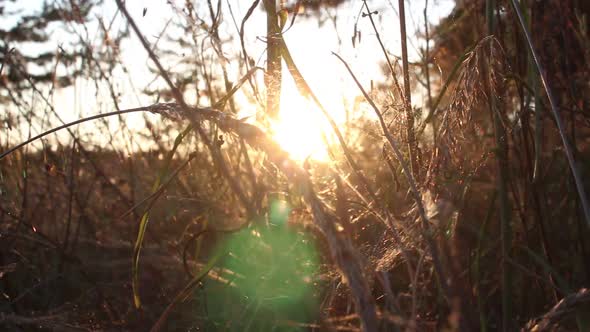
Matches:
[201,200,321,328]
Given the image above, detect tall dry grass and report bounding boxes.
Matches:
[1,0,590,331]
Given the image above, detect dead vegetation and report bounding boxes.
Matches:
[1,0,590,331]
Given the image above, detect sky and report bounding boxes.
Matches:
[1,0,455,159]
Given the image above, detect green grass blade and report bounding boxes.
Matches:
[475,191,496,332]
[532,61,543,182]
[519,245,570,294]
[132,124,193,309]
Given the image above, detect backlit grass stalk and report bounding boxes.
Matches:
[0,108,147,160]
[238,0,263,106]
[485,2,512,331]
[416,43,479,136]
[361,0,404,100]
[59,140,77,265]
[475,191,497,332]
[361,0,417,176]
[422,0,435,144]
[397,0,418,178]
[333,52,451,308]
[263,0,282,119]
[531,41,542,182]
[206,0,238,113]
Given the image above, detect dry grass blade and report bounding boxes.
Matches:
[332,53,450,301]
[397,0,418,178]
[416,42,478,136]
[0,108,146,160]
[524,288,590,331]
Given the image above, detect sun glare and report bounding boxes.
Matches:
[270,75,349,163]
[272,93,328,162]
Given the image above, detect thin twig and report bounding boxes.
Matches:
[361,0,404,100]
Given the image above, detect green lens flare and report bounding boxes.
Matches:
[201,200,321,330]
[269,199,291,226]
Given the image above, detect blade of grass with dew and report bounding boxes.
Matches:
[521,1,544,183]
[132,124,193,309]
[531,57,542,182]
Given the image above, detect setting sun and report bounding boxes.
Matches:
[271,84,330,162]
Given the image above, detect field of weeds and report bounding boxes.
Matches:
[1,0,590,331]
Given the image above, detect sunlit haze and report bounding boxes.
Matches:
[273,87,331,162]
[0,0,454,158]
